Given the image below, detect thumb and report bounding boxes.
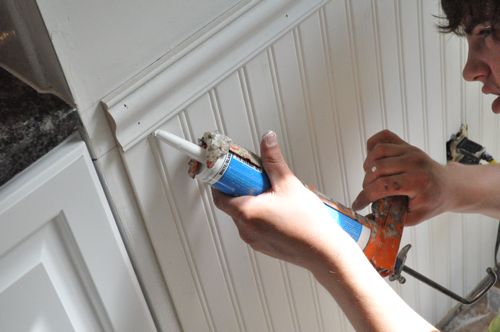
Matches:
[260,131,294,189]
[352,191,370,211]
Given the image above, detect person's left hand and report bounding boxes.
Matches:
[352,130,450,226]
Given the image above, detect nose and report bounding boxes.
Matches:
[463,44,488,82]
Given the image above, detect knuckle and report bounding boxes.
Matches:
[373,144,386,156]
[376,177,391,192]
[377,130,395,144]
[237,205,254,223]
[380,129,393,137]
[378,130,392,142]
[232,200,255,222]
[367,131,384,149]
[408,149,424,163]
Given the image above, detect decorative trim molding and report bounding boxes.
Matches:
[102,0,328,151]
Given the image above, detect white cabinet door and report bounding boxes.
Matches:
[0,136,156,332]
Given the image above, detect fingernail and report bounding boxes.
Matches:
[263,131,277,147]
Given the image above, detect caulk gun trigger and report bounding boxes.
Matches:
[389,244,411,284]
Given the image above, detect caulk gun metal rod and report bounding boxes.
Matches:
[154,130,205,162]
[402,265,486,305]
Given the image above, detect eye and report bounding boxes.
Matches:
[478,27,493,38]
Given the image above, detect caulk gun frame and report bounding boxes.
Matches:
[391,244,497,305]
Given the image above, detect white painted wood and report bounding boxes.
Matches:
[103,0,329,151]
[109,0,500,330]
[0,0,72,104]
[0,136,156,332]
[94,147,181,332]
[34,0,252,112]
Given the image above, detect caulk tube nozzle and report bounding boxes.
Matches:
[154,130,205,162]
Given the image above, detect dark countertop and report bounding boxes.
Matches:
[0,67,80,187]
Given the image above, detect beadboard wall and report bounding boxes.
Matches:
[106,0,500,330]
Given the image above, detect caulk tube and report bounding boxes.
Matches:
[154,130,270,196]
[319,198,371,250]
[155,130,370,248]
[197,152,271,196]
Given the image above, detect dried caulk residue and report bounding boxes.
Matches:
[200,131,231,167]
[371,196,408,237]
[187,131,265,179]
[188,131,231,178]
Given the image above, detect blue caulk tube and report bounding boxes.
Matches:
[154,130,370,248]
[154,130,270,196]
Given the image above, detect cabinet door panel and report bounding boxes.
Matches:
[0,137,155,332]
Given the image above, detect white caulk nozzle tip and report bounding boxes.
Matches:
[154,129,205,162]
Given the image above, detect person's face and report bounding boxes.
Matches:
[463,23,500,113]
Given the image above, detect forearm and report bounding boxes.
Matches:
[311,236,436,331]
[446,162,500,218]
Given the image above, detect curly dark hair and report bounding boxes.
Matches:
[440,0,500,35]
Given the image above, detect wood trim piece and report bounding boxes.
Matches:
[102,0,328,151]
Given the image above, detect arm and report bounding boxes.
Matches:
[352,129,500,225]
[445,161,500,218]
[212,131,436,331]
[312,237,436,332]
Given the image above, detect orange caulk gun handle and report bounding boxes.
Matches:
[360,196,409,277]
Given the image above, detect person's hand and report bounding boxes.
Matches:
[212,131,353,272]
[352,130,451,226]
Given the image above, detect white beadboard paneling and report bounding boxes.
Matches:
[420,0,450,318]
[299,11,346,200]
[349,0,385,138]
[125,137,213,332]
[272,31,319,185]
[191,89,272,332]
[112,0,500,330]
[244,51,289,153]
[244,53,304,332]
[323,0,365,204]
[374,0,406,138]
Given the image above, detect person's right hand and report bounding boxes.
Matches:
[352,130,452,226]
[212,131,357,274]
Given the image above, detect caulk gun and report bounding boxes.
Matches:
[155,130,496,304]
